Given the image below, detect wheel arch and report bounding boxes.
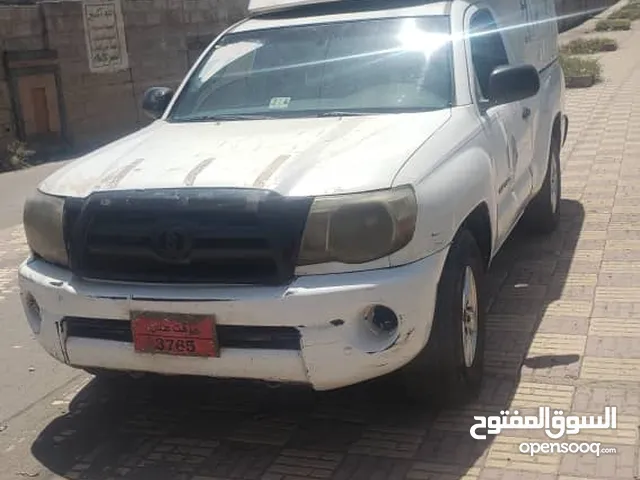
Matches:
[457,201,493,270]
[551,112,563,153]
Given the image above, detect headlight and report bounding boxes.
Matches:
[23,190,68,267]
[297,186,417,265]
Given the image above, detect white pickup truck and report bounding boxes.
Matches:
[19,0,567,405]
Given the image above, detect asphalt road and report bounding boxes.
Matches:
[0,162,89,479]
[0,161,70,230]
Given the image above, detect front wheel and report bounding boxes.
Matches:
[400,229,486,407]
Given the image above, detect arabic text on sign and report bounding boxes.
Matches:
[84,1,126,70]
[469,406,617,440]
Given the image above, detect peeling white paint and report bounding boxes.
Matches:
[38,113,450,198]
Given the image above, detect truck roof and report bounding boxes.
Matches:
[237,0,450,33]
[248,0,449,15]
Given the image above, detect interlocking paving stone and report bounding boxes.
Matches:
[265,450,343,478]
[486,314,539,333]
[542,300,593,317]
[485,436,561,474]
[558,445,635,479]
[527,334,587,359]
[588,317,640,336]
[580,357,640,382]
[407,462,481,479]
[509,382,575,410]
[561,415,637,446]
[536,316,590,335]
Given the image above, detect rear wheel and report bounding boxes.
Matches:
[400,229,486,407]
[522,136,561,233]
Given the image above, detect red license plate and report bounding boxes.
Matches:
[131,312,218,357]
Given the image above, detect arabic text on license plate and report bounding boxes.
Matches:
[131,312,218,357]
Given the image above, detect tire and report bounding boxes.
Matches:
[522,136,561,234]
[400,229,486,407]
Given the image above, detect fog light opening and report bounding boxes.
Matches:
[365,305,398,335]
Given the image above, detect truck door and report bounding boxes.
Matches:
[465,6,530,247]
[512,0,538,203]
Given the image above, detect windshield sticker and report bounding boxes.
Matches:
[269,97,291,109]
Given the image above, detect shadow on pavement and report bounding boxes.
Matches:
[523,354,580,369]
[31,199,585,480]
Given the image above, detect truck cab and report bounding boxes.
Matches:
[19,0,567,405]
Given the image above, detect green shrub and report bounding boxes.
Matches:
[560,54,602,81]
[560,37,618,54]
[595,18,632,30]
[0,141,35,172]
[608,3,640,20]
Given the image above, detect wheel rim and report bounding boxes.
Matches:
[461,266,479,368]
[550,154,559,214]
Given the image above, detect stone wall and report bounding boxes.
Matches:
[0,0,618,160]
[0,5,45,146]
[0,0,248,158]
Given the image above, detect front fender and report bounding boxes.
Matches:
[390,138,496,267]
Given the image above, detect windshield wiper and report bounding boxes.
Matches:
[175,107,445,122]
[314,108,445,117]
[314,111,372,117]
[176,113,277,122]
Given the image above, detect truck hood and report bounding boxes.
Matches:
[40,111,450,198]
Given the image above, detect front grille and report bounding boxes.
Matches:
[64,189,312,284]
[64,317,302,351]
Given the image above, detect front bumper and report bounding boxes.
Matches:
[18,248,448,390]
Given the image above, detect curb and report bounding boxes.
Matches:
[559,0,631,38]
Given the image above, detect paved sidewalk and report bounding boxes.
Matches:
[2,19,640,480]
[464,19,640,479]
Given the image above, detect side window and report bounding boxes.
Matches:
[469,10,510,100]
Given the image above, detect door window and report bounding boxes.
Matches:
[468,10,510,100]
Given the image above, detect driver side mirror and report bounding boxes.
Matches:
[487,64,540,105]
[142,87,174,119]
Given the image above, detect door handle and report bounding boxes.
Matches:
[522,107,531,120]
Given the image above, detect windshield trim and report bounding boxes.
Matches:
[165,105,453,124]
[166,14,456,122]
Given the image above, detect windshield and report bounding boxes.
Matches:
[168,15,453,121]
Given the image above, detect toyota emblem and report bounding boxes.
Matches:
[154,227,192,262]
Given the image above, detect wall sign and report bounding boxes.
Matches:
[82,0,129,73]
